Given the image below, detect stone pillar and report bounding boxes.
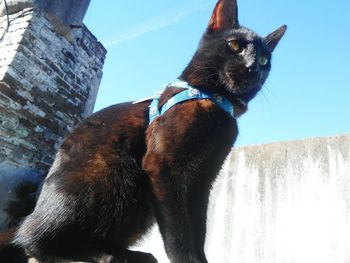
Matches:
[0,0,106,229]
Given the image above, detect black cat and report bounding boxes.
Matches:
[0,0,286,262]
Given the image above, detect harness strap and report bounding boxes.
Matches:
[147,81,235,124]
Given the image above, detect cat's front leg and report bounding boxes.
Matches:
[142,150,206,263]
[188,183,210,263]
[142,99,234,262]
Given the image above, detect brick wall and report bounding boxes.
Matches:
[0,8,106,171]
[0,7,106,229]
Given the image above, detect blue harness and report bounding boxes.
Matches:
[134,81,235,124]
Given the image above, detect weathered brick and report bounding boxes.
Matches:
[0,82,27,106]
[0,8,106,173]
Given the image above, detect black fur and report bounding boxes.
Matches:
[0,228,27,263]
[0,0,286,262]
[5,180,40,228]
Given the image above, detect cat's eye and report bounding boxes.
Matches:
[227,40,243,54]
[259,54,269,66]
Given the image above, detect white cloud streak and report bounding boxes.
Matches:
[103,4,210,48]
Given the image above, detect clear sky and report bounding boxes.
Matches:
[84,0,350,147]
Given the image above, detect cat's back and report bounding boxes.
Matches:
[61,101,150,159]
[43,101,150,185]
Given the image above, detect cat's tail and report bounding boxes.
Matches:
[0,227,27,263]
[4,180,40,228]
[0,180,40,262]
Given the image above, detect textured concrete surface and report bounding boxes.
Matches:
[136,134,350,263]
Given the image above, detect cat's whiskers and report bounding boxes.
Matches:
[203,72,219,81]
[259,88,270,106]
[186,66,219,86]
[189,66,217,76]
[262,82,278,100]
[219,71,236,92]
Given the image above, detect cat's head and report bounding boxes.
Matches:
[180,0,286,104]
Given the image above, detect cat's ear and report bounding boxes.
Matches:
[264,25,287,52]
[207,0,239,34]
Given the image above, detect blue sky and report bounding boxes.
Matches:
[84,0,350,147]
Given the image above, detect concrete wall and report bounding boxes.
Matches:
[136,134,350,263]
